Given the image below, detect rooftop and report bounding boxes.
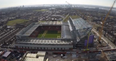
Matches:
[2,51,11,57]
[16,23,35,36]
[16,21,62,37]
[72,18,92,30]
[24,51,46,61]
[23,23,39,36]
[39,21,62,25]
[37,51,46,56]
[68,17,92,39]
[17,39,73,45]
[26,53,37,58]
[61,25,72,39]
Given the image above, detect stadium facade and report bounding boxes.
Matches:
[15,17,92,50]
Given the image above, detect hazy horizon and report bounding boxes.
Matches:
[0,0,116,8]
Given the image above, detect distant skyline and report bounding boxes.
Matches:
[0,0,116,8]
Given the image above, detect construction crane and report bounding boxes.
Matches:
[65,0,116,49]
[65,1,83,17]
[63,14,69,22]
[100,50,108,61]
[98,0,116,45]
[66,1,72,7]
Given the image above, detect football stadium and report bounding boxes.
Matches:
[15,17,93,51]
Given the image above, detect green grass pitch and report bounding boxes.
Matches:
[37,30,61,38]
[7,19,28,26]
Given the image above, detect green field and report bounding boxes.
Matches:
[7,19,28,26]
[35,9,48,12]
[37,30,61,38]
[37,31,44,38]
[63,15,80,22]
[70,15,80,19]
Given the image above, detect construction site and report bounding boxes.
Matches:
[0,0,116,61]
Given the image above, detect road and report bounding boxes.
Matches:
[92,28,116,49]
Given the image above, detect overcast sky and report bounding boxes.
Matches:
[0,0,116,8]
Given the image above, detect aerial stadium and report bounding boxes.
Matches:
[15,17,93,51]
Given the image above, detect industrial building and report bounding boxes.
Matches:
[15,17,93,51]
[22,51,46,61]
